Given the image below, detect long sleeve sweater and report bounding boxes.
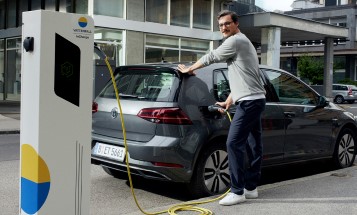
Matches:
[199,32,266,103]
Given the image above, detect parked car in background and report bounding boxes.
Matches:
[91,63,357,198]
[332,84,357,104]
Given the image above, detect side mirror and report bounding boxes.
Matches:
[317,96,329,108]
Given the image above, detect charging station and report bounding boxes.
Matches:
[20,10,93,215]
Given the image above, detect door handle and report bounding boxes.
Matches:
[284,112,296,118]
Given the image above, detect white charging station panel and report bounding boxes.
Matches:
[20,10,93,215]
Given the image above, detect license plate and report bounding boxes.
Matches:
[93,143,126,162]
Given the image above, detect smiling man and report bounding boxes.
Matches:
[177,10,266,206]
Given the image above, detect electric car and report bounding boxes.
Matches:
[91,63,357,198]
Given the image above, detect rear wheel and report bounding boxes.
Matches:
[335,95,344,104]
[333,128,356,168]
[188,143,230,198]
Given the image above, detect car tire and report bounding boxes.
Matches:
[335,95,344,104]
[102,166,128,179]
[333,128,357,168]
[187,142,230,198]
[348,100,355,104]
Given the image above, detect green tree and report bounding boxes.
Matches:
[297,54,324,85]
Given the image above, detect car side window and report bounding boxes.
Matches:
[213,68,275,102]
[213,69,230,102]
[264,69,317,105]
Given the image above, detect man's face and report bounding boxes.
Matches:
[218,15,239,38]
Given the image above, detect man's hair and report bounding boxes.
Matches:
[217,10,239,23]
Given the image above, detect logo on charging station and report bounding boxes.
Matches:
[73,16,91,39]
[21,144,51,214]
[78,17,88,28]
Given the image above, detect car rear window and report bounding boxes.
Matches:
[99,68,180,102]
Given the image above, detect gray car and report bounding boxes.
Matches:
[332,84,357,104]
[91,63,357,198]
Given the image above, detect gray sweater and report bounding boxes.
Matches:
[199,32,266,103]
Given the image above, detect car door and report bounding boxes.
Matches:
[262,69,332,161]
[213,68,285,165]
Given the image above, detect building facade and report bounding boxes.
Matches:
[0,0,267,102]
[3,0,352,102]
[1,0,242,101]
[283,1,357,82]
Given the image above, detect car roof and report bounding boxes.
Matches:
[333,84,350,86]
[119,62,286,72]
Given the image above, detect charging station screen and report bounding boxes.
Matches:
[54,33,80,106]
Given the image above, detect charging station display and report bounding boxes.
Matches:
[55,33,81,106]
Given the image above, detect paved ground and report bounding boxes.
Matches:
[2,158,356,215]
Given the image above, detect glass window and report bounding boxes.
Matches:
[170,0,190,27]
[31,0,42,10]
[6,38,22,101]
[146,0,168,24]
[19,0,29,26]
[100,69,179,102]
[146,35,179,48]
[145,35,210,63]
[213,69,230,102]
[59,0,73,12]
[94,28,123,66]
[264,69,317,105]
[145,35,180,63]
[7,0,17,28]
[181,39,209,51]
[181,51,205,62]
[45,0,56,10]
[94,0,124,18]
[0,39,4,100]
[145,47,179,63]
[0,0,5,29]
[193,0,211,30]
[75,0,88,14]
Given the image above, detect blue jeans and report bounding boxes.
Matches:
[226,99,266,195]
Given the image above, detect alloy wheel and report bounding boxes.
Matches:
[203,150,230,194]
[338,133,355,167]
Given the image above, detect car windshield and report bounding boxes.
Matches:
[99,68,180,102]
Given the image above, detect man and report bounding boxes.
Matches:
[177,10,266,206]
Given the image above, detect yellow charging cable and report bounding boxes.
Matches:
[104,57,232,215]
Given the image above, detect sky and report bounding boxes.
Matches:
[255,0,295,12]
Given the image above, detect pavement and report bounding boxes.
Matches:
[127,166,357,215]
[1,102,357,214]
[0,101,20,134]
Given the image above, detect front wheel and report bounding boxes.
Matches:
[335,95,344,104]
[333,128,356,168]
[187,143,230,198]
